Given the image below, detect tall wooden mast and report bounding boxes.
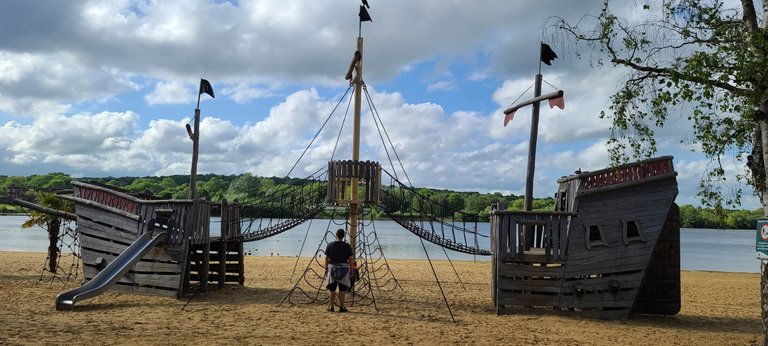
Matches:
[189,107,201,199]
[327,4,378,256]
[502,43,563,211]
[349,36,364,255]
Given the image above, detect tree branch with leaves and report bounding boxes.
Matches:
[552,0,767,210]
[552,0,768,340]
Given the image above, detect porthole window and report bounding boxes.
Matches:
[622,220,644,245]
[585,225,605,249]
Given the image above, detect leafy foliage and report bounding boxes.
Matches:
[679,204,763,229]
[553,0,768,209]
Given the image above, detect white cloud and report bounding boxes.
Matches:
[0,85,735,208]
[0,51,133,115]
[144,81,193,105]
[551,141,611,173]
[223,84,274,104]
[426,80,456,92]
[0,1,609,110]
[468,70,489,82]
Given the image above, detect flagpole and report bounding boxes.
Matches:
[538,41,543,75]
[189,84,203,199]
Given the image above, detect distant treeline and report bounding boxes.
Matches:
[0,172,763,229]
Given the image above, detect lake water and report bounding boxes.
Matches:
[0,215,760,273]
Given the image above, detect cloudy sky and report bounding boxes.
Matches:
[0,0,756,208]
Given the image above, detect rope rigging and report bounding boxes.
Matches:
[378,169,491,256]
[222,77,492,256]
[363,84,412,186]
[233,86,355,242]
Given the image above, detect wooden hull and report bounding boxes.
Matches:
[492,157,680,319]
[69,181,212,298]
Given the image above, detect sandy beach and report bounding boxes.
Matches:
[0,251,762,345]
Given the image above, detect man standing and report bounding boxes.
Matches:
[324,228,354,312]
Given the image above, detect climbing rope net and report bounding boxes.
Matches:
[19,212,82,287]
[279,205,402,308]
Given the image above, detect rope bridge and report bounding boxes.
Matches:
[235,169,330,242]
[379,169,491,256]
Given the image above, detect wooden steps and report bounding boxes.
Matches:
[185,240,245,291]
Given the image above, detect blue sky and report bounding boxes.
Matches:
[0,0,757,208]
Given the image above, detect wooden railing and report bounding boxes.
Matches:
[327,160,381,203]
[73,181,140,215]
[580,156,674,190]
[73,181,211,247]
[492,211,576,262]
[220,199,242,240]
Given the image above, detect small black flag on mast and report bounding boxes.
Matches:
[540,43,557,66]
[359,5,372,22]
[199,78,215,98]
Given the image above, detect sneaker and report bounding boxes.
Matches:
[338,307,348,313]
[327,305,334,312]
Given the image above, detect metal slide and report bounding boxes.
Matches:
[56,231,166,310]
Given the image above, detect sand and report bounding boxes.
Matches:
[0,251,762,345]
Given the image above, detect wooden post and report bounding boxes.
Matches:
[524,74,542,211]
[9,198,76,221]
[200,242,210,291]
[181,240,191,295]
[218,199,227,288]
[235,201,244,284]
[349,36,364,256]
[189,108,201,199]
[218,240,226,288]
[198,202,209,292]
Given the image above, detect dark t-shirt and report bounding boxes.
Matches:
[325,240,353,264]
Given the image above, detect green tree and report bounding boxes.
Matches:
[159,177,177,190]
[555,1,768,334]
[679,205,699,228]
[226,173,261,203]
[156,177,179,199]
[27,173,71,190]
[105,179,126,188]
[532,198,555,211]
[260,178,276,193]
[172,185,190,199]
[21,192,74,273]
[125,178,163,195]
[555,1,767,208]
[508,198,525,211]
[0,176,28,190]
[464,192,489,213]
[412,189,435,215]
[447,192,465,213]
[201,177,229,202]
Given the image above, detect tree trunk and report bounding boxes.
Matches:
[762,260,768,346]
[47,217,60,274]
[748,105,768,344]
[756,114,768,345]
